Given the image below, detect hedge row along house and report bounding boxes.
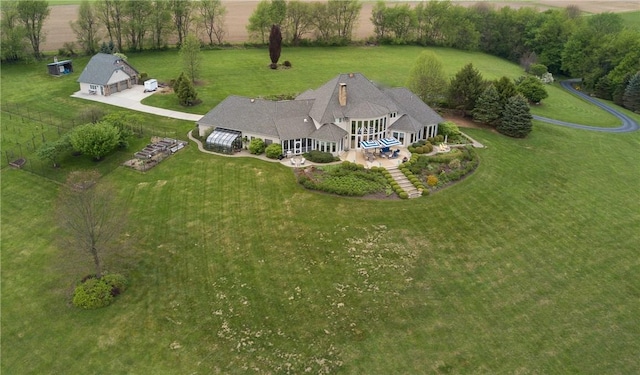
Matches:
[77,53,139,96]
[197,73,443,155]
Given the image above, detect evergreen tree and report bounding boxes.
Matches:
[447,63,485,115]
[268,24,282,66]
[176,75,198,106]
[497,94,533,138]
[494,76,518,110]
[472,84,502,127]
[612,73,632,106]
[622,72,640,112]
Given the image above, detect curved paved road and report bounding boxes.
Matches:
[532,79,639,133]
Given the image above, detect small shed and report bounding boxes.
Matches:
[47,58,73,76]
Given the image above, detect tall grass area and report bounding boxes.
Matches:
[2,47,640,373]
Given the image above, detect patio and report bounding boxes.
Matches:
[341,147,410,169]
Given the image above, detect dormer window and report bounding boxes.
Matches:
[390,112,397,118]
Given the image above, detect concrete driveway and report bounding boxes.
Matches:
[71,85,203,122]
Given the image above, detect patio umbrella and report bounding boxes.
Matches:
[380,137,401,147]
[360,140,381,149]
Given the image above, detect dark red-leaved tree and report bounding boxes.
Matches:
[268,24,282,69]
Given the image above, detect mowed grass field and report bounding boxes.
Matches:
[2,46,640,374]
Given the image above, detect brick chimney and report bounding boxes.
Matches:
[339,83,347,106]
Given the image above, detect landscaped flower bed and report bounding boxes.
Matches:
[295,161,392,197]
[401,145,479,193]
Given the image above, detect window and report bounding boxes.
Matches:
[90,84,98,90]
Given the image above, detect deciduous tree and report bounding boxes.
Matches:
[36,135,71,168]
[149,0,172,49]
[96,0,125,52]
[57,170,127,279]
[247,0,272,44]
[71,0,101,55]
[180,34,202,83]
[1,1,28,61]
[69,122,122,161]
[516,76,548,103]
[170,0,193,47]
[123,0,151,51]
[284,0,313,46]
[199,0,227,46]
[406,51,447,107]
[16,0,50,59]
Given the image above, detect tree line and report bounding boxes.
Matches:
[1,0,227,60]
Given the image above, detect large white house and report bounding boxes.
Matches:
[197,73,443,155]
[77,53,139,96]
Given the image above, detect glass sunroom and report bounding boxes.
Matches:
[205,128,242,154]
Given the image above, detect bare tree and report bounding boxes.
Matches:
[71,0,101,55]
[199,0,226,46]
[57,171,127,278]
[96,0,125,52]
[170,0,193,47]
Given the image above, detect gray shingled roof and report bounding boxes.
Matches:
[199,74,441,144]
[77,53,138,85]
[384,87,444,127]
[300,73,399,125]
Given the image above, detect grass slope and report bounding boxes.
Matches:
[2,47,640,374]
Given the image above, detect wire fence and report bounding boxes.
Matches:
[1,101,183,181]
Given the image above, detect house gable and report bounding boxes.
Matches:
[77,53,139,86]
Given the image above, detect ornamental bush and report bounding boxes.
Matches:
[72,273,129,309]
[72,278,114,309]
[427,175,439,187]
[248,138,266,154]
[304,150,336,163]
[265,143,283,159]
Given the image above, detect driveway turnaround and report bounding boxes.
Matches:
[533,79,639,133]
[71,85,203,122]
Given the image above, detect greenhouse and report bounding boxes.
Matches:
[205,128,243,154]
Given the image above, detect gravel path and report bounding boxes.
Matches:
[533,79,639,133]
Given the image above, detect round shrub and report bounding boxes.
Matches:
[305,150,336,163]
[102,273,128,296]
[427,175,439,187]
[449,158,461,169]
[270,63,278,70]
[283,60,292,67]
[265,143,283,159]
[73,278,114,309]
[248,138,265,154]
[398,192,409,199]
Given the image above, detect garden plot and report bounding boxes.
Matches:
[124,137,188,171]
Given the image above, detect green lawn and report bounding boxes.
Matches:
[2,47,640,374]
[136,46,621,126]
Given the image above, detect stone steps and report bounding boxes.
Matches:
[386,167,422,198]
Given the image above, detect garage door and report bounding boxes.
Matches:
[108,83,118,94]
